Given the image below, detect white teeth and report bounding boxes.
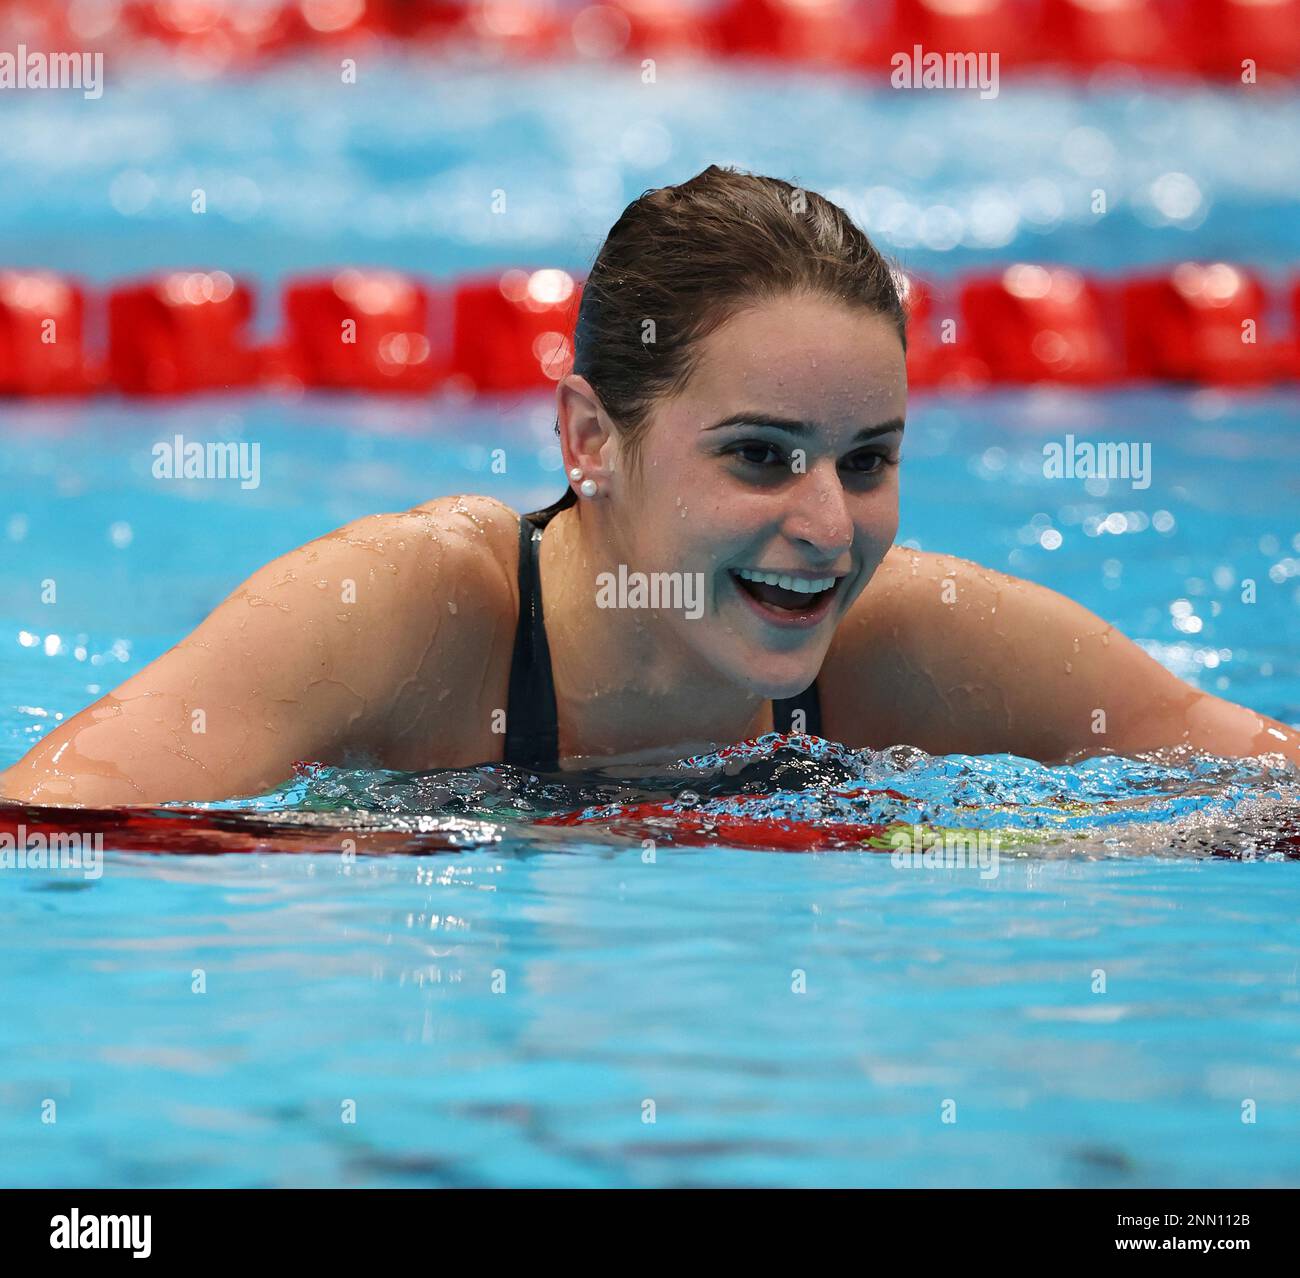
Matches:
[735,568,837,594]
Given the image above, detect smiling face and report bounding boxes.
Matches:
[613,291,907,698]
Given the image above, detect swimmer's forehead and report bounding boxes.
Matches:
[680,300,907,436]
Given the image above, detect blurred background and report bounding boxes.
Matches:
[3,0,1300,1195]
[3,1,1300,283]
[1,0,1298,766]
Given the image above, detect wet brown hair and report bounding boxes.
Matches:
[564,164,908,471]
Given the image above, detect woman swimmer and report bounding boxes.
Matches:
[3,165,1298,805]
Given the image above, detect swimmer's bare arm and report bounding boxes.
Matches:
[823,547,1300,767]
[0,497,518,806]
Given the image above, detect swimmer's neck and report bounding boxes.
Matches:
[537,504,774,758]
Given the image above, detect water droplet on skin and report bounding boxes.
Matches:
[1064,662,1073,674]
[448,600,458,615]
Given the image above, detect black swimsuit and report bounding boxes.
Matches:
[502,489,822,769]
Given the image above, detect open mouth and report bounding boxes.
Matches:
[729,567,842,626]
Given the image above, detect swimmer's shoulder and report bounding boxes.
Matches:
[822,545,1146,756]
[338,494,524,766]
[819,545,1043,751]
[823,543,1300,766]
[401,493,523,606]
[293,493,520,631]
[843,542,1104,642]
[837,543,1013,629]
[0,495,531,802]
[828,543,998,643]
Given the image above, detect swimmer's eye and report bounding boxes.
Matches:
[842,449,900,476]
[727,441,786,468]
[723,440,901,475]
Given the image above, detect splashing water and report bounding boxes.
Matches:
[169,734,1300,860]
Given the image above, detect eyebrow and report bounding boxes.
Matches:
[703,413,906,442]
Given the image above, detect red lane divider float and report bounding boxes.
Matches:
[711,0,873,69]
[906,263,1297,390]
[282,270,447,393]
[958,265,1121,385]
[0,272,92,395]
[8,0,1300,79]
[1121,263,1285,385]
[451,268,580,394]
[108,271,259,394]
[2,262,1299,398]
[1039,0,1188,75]
[886,0,1035,71]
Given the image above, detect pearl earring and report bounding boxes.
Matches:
[579,478,598,498]
[568,467,583,481]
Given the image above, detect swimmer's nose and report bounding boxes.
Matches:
[782,465,854,561]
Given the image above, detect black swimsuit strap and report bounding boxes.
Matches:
[502,490,822,769]
[773,679,822,737]
[502,492,573,769]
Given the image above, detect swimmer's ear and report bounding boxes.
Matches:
[556,374,614,486]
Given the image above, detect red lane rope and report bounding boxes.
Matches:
[0,801,489,855]
[5,1,1299,81]
[1,263,1296,397]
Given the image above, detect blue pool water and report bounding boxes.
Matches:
[3,58,1299,284]
[2,63,1300,1187]
[3,387,1298,1188]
